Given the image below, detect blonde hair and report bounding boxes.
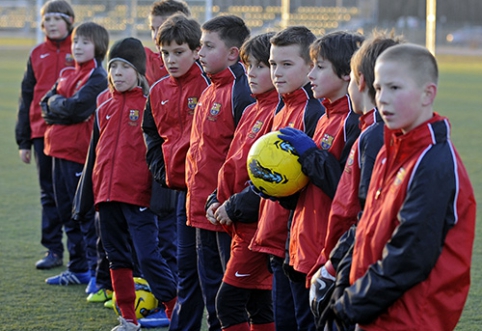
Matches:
[108,71,149,95]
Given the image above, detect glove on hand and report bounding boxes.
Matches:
[310,266,336,320]
[316,285,352,331]
[278,127,316,157]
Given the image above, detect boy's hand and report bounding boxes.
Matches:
[278,127,317,157]
[214,203,233,226]
[206,202,220,225]
[19,149,31,164]
[310,266,336,322]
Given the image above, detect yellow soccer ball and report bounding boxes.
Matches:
[112,277,158,319]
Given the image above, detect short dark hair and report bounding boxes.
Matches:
[270,26,315,63]
[202,15,250,49]
[73,22,109,61]
[157,13,201,50]
[310,31,365,79]
[240,32,275,67]
[351,29,405,103]
[41,0,75,32]
[150,0,190,17]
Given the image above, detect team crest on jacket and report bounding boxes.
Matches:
[208,102,221,121]
[129,109,140,126]
[187,97,197,115]
[320,133,334,150]
[65,53,74,66]
[394,167,406,186]
[248,121,263,139]
[344,148,355,173]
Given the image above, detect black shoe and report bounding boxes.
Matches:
[35,251,63,270]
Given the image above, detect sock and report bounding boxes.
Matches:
[250,322,275,331]
[110,268,137,325]
[163,297,177,319]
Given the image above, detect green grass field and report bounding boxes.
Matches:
[0,44,481,330]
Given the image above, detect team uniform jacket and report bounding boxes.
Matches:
[144,47,168,86]
[335,114,476,331]
[310,108,383,277]
[143,62,210,190]
[43,58,107,164]
[288,95,360,275]
[16,35,74,149]
[73,87,152,219]
[216,88,282,290]
[185,62,255,231]
[249,84,324,258]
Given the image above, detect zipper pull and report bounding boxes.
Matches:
[375,189,381,200]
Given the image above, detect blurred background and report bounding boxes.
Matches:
[1,0,481,52]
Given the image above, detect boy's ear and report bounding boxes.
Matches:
[342,73,350,83]
[358,73,366,91]
[194,46,201,60]
[228,46,240,62]
[422,82,437,106]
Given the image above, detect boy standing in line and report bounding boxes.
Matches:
[40,22,109,287]
[318,43,476,331]
[142,14,210,331]
[16,0,75,270]
[249,26,324,331]
[205,32,281,331]
[185,15,253,331]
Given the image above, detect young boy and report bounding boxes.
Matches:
[308,30,404,326]
[248,26,324,331]
[142,14,210,330]
[279,31,364,289]
[318,43,476,331]
[40,21,109,288]
[185,15,253,330]
[16,0,75,270]
[205,32,281,331]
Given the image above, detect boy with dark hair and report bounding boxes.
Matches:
[40,21,109,288]
[142,13,210,330]
[16,0,75,270]
[249,26,324,331]
[308,30,404,328]
[318,43,476,331]
[185,14,254,331]
[205,32,281,331]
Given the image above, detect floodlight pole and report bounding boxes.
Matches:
[281,0,290,29]
[426,0,436,54]
[36,0,43,44]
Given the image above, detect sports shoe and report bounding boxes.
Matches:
[111,316,140,331]
[35,251,63,270]
[87,288,113,303]
[138,307,170,328]
[85,276,100,294]
[45,270,90,285]
[104,299,114,309]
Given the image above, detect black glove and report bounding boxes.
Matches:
[310,266,336,320]
[282,262,306,283]
[316,286,353,331]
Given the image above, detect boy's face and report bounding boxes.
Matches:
[160,42,199,78]
[199,31,233,75]
[308,56,349,102]
[246,54,274,95]
[109,61,138,93]
[149,14,169,48]
[72,35,95,64]
[374,60,434,133]
[348,70,364,114]
[269,44,311,95]
[42,14,69,40]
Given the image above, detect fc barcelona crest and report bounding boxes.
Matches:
[320,134,334,150]
[207,102,221,121]
[129,110,140,121]
[187,97,198,110]
[248,120,263,139]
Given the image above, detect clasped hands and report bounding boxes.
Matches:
[206,202,233,226]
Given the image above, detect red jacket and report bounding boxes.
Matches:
[336,114,476,331]
[144,47,168,85]
[16,35,74,149]
[144,62,210,190]
[249,84,324,258]
[185,62,255,231]
[43,58,107,164]
[290,95,360,275]
[91,87,152,207]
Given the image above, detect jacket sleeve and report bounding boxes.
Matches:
[334,146,457,324]
[142,97,166,186]
[45,68,108,125]
[16,56,36,149]
[72,113,99,221]
[224,186,260,223]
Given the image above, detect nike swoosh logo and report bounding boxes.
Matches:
[316,278,327,290]
[139,207,148,212]
[106,114,112,120]
[161,100,169,105]
[235,271,251,277]
[75,172,83,177]
[40,53,50,59]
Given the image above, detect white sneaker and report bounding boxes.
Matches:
[111,317,140,331]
